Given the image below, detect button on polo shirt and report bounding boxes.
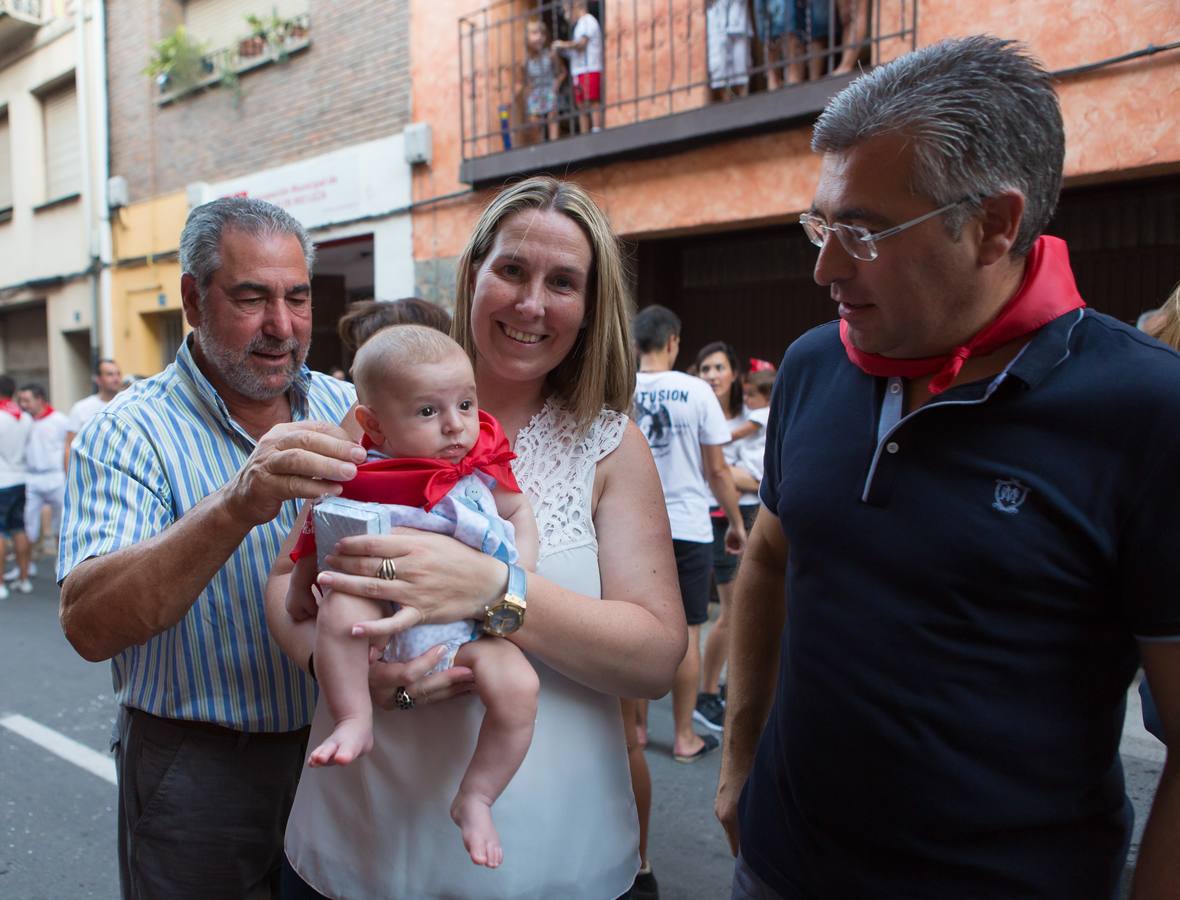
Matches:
[739,310,1180,900]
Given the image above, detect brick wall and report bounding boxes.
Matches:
[108,1,412,202]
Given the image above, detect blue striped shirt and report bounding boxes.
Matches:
[57,338,355,731]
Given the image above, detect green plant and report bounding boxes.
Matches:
[144,26,210,92]
[244,13,269,38]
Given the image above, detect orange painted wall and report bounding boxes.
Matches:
[412,0,1180,264]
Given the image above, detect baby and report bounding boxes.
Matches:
[286,324,540,868]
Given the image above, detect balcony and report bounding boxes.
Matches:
[458,0,916,187]
[153,13,312,105]
[0,0,44,54]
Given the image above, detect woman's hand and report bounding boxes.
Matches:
[319,528,507,639]
[368,643,475,711]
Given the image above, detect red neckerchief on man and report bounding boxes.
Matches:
[0,399,22,421]
[840,235,1086,394]
[290,410,520,563]
[33,404,56,421]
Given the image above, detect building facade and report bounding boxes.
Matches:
[408,0,1180,365]
[0,0,108,406]
[105,0,417,378]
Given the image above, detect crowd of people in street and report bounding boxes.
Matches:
[4,31,1169,900]
[0,358,122,600]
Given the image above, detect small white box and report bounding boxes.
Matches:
[313,497,392,572]
[403,122,433,166]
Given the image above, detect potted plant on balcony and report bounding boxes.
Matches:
[284,15,309,41]
[239,14,269,58]
[144,26,212,94]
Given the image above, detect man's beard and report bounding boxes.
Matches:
[195,330,310,401]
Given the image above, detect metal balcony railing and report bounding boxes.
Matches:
[153,13,312,103]
[458,0,917,163]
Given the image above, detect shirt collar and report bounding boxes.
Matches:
[1003,308,1086,390]
[175,334,313,436]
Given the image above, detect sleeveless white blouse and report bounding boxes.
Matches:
[285,401,640,899]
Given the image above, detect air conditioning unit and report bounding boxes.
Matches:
[107,175,129,209]
[404,123,433,166]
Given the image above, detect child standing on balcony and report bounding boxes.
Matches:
[554,0,603,133]
[518,17,564,144]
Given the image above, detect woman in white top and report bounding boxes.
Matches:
[265,176,684,899]
[694,341,765,729]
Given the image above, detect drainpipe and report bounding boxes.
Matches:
[73,0,99,368]
[92,0,113,359]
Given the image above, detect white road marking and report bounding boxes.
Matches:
[0,713,117,785]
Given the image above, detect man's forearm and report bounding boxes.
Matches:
[60,486,255,661]
[706,467,745,531]
[1131,759,1180,899]
[723,556,785,768]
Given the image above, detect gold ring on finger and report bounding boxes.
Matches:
[377,558,397,581]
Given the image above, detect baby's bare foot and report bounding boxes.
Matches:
[451,793,503,868]
[308,718,373,767]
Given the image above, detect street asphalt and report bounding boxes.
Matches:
[0,556,1165,899]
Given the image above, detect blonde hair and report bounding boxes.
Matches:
[452,176,635,431]
[1148,282,1180,352]
[352,324,468,406]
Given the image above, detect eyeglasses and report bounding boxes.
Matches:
[799,197,973,262]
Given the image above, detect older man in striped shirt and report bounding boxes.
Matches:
[58,198,361,900]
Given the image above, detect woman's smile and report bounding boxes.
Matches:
[501,324,545,344]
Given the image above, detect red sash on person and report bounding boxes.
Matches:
[34,404,56,420]
[290,409,521,563]
[840,235,1085,395]
[0,399,22,421]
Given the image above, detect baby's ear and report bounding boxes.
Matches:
[354,405,383,444]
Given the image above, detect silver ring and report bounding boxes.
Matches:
[377,558,397,581]
[394,686,415,710]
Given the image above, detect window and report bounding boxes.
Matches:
[184,0,309,51]
[0,109,12,214]
[42,81,80,201]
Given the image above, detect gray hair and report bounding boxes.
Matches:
[812,35,1064,257]
[179,197,316,298]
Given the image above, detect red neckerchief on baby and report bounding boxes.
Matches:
[289,410,521,563]
[34,404,56,420]
[0,399,22,421]
[839,235,1085,395]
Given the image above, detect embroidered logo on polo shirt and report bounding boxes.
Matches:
[992,477,1030,515]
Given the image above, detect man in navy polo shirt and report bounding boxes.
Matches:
[716,36,1180,900]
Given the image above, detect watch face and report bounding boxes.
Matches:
[488,605,521,634]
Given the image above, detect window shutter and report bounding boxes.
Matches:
[43,84,80,201]
[0,112,12,211]
[184,0,310,52]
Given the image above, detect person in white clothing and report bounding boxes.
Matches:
[632,305,747,765]
[16,384,69,559]
[706,0,751,100]
[0,375,33,599]
[693,342,764,734]
[64,358,122,472]
[265,176,684,900]
[553,0,603,133]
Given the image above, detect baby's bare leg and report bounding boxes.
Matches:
[308,591,385,767]
[449,638,540,868]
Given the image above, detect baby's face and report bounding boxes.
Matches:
[526,22,545,51]
[368,351,481,462]
[743,384,770,410]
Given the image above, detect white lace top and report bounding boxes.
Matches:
[513,399,627,557]
[285,401,639,899]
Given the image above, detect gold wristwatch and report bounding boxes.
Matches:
[483,562,527,637]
